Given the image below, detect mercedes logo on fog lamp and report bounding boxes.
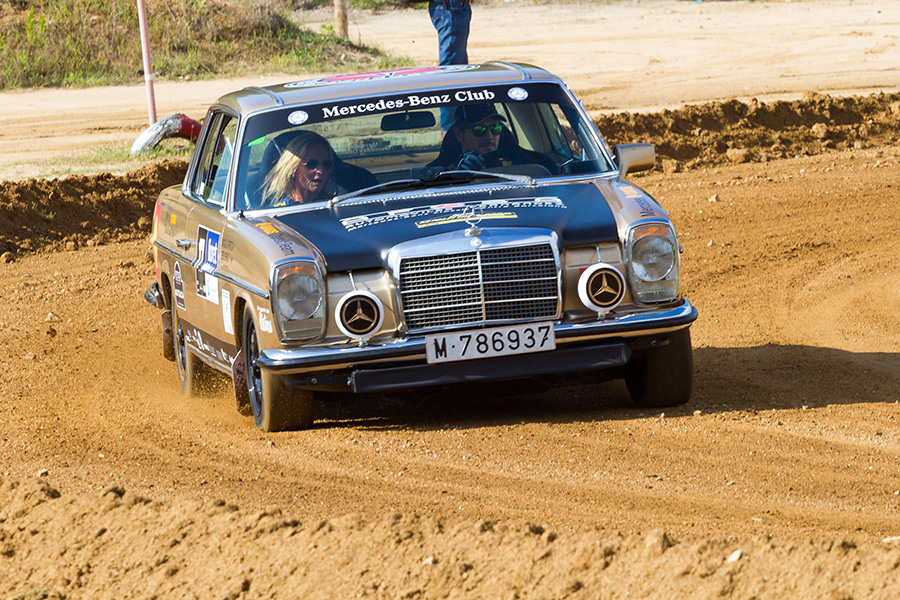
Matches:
[578,263,626,314]
[335,291,384,339]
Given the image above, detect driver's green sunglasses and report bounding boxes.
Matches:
[471,123,504,137]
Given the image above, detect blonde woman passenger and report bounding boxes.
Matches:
[263,132,335,207]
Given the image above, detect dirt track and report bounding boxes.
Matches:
[3,1,900,598]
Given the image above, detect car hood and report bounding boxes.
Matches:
[273,180,620,272]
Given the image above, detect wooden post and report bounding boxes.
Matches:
[136,0,157,125]
[334,0,349,39]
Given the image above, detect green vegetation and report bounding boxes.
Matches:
[0,0,408,90]
[16,140,193,179]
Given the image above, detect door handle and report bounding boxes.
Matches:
[176,238,195,249]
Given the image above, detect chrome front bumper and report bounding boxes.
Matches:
[257,299,698,379]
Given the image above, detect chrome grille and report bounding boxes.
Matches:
[399,243,559,330]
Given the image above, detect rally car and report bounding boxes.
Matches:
[145,62,698,431]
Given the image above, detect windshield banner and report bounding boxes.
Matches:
[245,83,569,137]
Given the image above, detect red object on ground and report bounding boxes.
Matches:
[177,114,202,141]
[130,114,203,156]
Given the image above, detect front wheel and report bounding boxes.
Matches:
[625,328,693,409]
[242,308,315,432]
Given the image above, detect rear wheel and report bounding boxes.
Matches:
[242,308,315,432]
[171,287,210,396]
[625,328,693,408]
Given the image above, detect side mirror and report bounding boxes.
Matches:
[615,143,655,177]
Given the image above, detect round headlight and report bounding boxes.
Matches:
[632,234,675,282]
[276,268,322,321]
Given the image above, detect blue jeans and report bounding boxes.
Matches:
[430,0,471,128]
[429,0,471,66]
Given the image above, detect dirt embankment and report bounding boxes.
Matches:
[597,91,900,170]
[0,160,186,256]
[1,92,898,257]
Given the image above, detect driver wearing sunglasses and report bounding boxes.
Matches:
[451,104,508,171]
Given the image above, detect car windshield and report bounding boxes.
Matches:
[234,81,613,211]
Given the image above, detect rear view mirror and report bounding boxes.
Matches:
[381,111,436,131]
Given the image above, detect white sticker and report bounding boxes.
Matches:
[508,87,529,101]
[288,110,309,125]
[258,306,274,334]
[196,270,219,304]
[221,289,233,335]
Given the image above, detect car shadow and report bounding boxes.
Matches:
[309,344,900,431]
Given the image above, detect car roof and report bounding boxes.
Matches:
[213,62,565,116]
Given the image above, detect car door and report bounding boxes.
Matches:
[181,110,240,368]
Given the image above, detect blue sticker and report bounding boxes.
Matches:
[198,227,220,275]
[195,227,221,304]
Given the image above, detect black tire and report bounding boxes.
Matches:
[242,309,315,432]
[171,287,210,396]
[625,328,693,408]
[231,349,253,417]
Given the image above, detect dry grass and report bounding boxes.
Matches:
[0,0,406,89]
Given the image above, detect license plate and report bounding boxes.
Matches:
[425,322,556,364]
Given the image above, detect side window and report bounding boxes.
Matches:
[506,103,551,153]
[192,113,238,206]
[545,104,582,159]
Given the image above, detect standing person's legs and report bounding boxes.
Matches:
[429,0,471,66]
[430,0,472,129]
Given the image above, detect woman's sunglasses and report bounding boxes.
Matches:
[470,123,504,137]
[302,158,334,170]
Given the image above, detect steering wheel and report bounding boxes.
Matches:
[559,158,580,174]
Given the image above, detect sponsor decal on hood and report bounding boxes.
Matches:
[273,182,619,271]
[340,197,564,231]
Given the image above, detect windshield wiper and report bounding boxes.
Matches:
[328,170,535,208]
[434,169,536,185]
[328,179,423,207]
